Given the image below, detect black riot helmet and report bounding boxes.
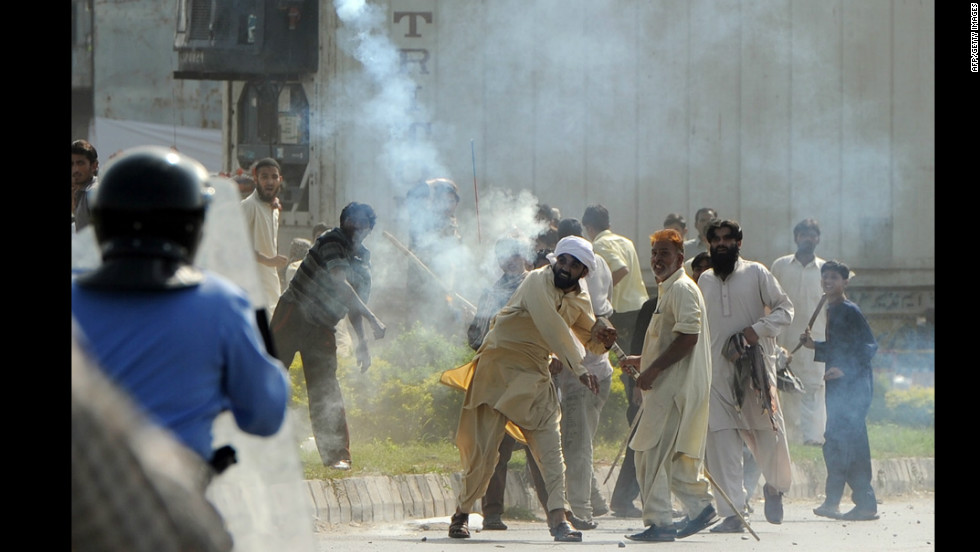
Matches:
[77,146,215,291]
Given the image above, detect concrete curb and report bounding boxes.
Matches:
[305,457,934,525]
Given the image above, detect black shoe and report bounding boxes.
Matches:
[709,515,745,533]
[763,483,784,524]
[482,514,507,530]
[677,504,719,538]
[839,507,879,521]
[566,511,598,531]
[626,524,677,542]
[611,505,643,518]
[550,521,583,542]
[812,504,841,519]
[449,512,470,538]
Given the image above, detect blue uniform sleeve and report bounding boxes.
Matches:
[220,290,290,437]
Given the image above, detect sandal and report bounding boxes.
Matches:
[448,512,470,539]
[550,521,583,542]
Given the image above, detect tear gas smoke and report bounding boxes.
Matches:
[330,0,552,335]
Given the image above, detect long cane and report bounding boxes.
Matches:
[702,469,760,541]
[603,342,642,485]
[470,139,482,244]
[381,230,477,315]
[603,402,643,485]
[790,294,827,355]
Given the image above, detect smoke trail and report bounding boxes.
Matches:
[333,0,447,190]
[330,0,551,335]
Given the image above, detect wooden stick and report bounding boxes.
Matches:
[381,231,476,313]
[602,340,642,485]
[790,294,827,354]
[603,402,643,485]
[703,469,760,541]
[470,139,482,244]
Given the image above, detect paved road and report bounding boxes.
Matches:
[313,492,934,552]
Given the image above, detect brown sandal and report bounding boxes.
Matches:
[449,512,470,539]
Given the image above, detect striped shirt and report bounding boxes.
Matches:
[279,227,372,328]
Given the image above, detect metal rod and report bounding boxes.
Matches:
[470,139,482,244]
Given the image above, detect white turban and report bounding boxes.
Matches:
[548,235,596,273]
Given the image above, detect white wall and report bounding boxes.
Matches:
[312,0,934,302]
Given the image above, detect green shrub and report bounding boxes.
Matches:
[596,372,630,447]
[880,386,934,427]
[289,322,472,445]
[868,371,935,427]
[290,323,933,452]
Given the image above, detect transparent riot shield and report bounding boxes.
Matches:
[71,175,316,552]
[198,177,317,552]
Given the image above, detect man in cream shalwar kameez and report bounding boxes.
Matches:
[620,229,717,542]
[446,236,617,542]
[699,219,794,532]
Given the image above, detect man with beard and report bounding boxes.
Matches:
[72,139,99,233]
[465,235,551,532]
[445,236,618,542]
[241,158,289,317]
[771,219,827,446]
[698,219,795,533]
[619,229,717,542]
[553,218,615,529]
[581,204,649,518]
[271,202,387,470]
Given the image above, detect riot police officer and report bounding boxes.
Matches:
[71,145,290,467]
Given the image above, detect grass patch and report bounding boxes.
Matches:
[302,438,461,480]
[293,323,933,480]
[302,422,933,480]
[787,423,935,463]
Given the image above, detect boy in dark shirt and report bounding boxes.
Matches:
[800,260,879,521]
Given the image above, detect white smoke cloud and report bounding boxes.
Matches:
[329,0,551,337]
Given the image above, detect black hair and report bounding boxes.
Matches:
[705,219,743,242]
[695,207,717,220]
[340,202,377,229]
[793,218,821,237]
[664,212,687,230]
[821,259,850,279]
[556,218,584,240]
[692,251,711,270]
[251,157,281,173]
[72,139,99,174]
[582,204,610,231]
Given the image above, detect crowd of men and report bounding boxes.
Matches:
[71,141,880,547]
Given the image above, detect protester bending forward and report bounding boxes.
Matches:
[444,236,618,543]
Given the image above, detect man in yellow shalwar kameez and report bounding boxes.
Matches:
[619,228,718,542]
[444,236,618,542]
